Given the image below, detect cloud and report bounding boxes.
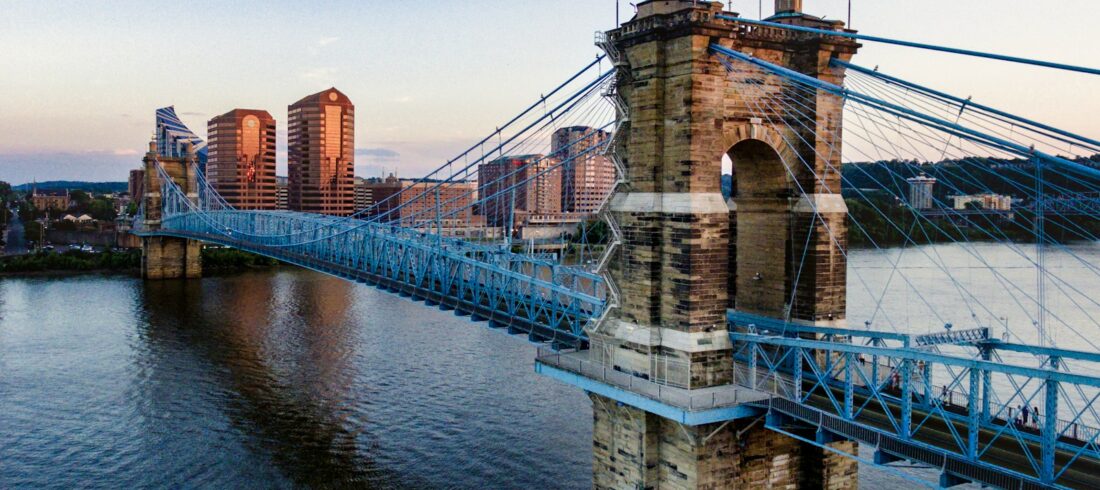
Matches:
[393,96,414,103]
[180,111,204,117]
[112,148,139,156]
[355,148,400,160]
[317,36,339,47]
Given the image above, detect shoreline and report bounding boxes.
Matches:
[0,264,283,279]
[0,268,136,279]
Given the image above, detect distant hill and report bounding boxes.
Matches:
[14,181,128,194]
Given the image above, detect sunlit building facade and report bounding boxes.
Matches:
[207,109,278,210]
[287,88,355,216]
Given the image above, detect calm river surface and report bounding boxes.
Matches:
[5,242,1100,488]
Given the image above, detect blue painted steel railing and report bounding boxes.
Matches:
[728,311,1100,489]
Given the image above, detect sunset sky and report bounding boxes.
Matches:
[1,0,1097,184]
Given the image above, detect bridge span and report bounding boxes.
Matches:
[131,1,1100,488]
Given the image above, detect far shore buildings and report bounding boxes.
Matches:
[275,176,289,210]
[365,174,477,225]
[207,109,278,210]
[354,176,376,214]
[128,169,145,201]
[478,154,562,227]
[31,188,70,211]
[906,175,937,210]
[552,126,614,215]
[952,193,1012,211]
[288,88,356,216]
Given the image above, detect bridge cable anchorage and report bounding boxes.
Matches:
[717,15,1100,76]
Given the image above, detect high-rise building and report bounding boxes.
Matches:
[206,109,277,210]
[275,176,289,210]
[288,87,355,216]
[907,175,937,210]
[552,126,614,215]
[128,169,145,201]
[156,106,208,174]
[478,154,562,227]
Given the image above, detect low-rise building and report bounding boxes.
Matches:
[31,189,70,211]
[951,193,1012,211]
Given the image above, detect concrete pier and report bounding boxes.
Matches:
[141,140,202,279]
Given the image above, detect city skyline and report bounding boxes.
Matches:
[1,0,1098,184]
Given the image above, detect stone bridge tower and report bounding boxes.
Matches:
[587,0,859,487]
[141,139,202,279]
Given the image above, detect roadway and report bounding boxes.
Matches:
[800,384,1100,488]
[4,208,27,255]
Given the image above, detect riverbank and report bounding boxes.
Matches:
[0,248,281,276]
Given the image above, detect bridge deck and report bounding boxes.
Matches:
[800,386,1100,489]
[535,350,767,425]
[538,351,1100,489]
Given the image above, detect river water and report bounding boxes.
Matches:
[4,242,1100,488]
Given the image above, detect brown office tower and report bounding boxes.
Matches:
[206,109,277,210]
[287,87,355,216]
[552,126,614,215]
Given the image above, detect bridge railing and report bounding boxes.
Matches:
[730,330,1100,488]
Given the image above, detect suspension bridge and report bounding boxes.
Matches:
[131,1,1100,488]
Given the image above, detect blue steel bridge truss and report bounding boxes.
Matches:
[134,17,1100,489]
[135,186,607,348]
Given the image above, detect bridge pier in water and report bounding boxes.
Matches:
[141,141,202,279]
[547,1,861,487]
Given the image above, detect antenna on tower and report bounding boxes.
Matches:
[848,0,852,26]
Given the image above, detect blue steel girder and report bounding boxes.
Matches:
[731,331,1100,488]
[137,203,606,347]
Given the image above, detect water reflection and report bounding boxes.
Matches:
[137,274,400,488]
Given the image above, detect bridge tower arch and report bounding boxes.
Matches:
[141,139,202,279]
[588,1,858,488]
